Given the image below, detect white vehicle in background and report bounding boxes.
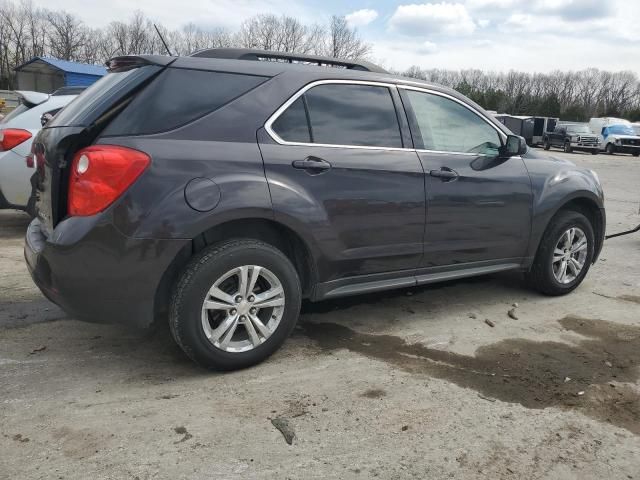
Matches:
[0,89,80,215]
[632,123,640,136]
[589,117,640,156]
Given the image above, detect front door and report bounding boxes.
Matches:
[400,87,533,268]
[259,81,426,283]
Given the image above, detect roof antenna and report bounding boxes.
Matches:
[153,24,173,56]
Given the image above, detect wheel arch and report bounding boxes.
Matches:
[153,217,318,323]
[528,194,605,268]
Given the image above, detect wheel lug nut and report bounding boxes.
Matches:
[235,296,243,303]
[230,309,237,315]
[250,308,257,314]
[248,295,255,302]
[240,315,246,321]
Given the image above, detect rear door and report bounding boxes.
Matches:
[259,81,425,282]
[399,87,532,268]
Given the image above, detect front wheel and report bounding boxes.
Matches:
[525,211,595,296]
[563,142,573,153]
[633,152,639,157]
[543,140,551,150]
[169,239,302,370]
[606,143,615,155]
[591,150,598,155]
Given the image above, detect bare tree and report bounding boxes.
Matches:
[0,0,638,121]
[46,10,86,60]
[324,15,370,59]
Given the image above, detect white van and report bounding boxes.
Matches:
[589,117,640,156]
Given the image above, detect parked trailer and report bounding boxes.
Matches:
[494,115,535,145]
[532,116,558,146]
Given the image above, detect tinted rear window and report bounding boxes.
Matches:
[104,69,268,136]
[50,66,159,128]
[304,84,402,148]
[272,97,311,143]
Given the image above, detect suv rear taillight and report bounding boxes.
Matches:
[0,129,32,151]
[68,145,150,217]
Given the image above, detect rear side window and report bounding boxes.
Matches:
[104,69,268,136]
[272,97,311,143]
[271,83,403,148]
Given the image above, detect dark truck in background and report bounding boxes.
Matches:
[544,123,600,154]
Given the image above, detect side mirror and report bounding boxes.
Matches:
[501,135,527,157]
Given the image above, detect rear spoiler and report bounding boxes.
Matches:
[15,90,49,107]
[106,55,176,73]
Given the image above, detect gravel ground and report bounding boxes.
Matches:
[1,150,639,480]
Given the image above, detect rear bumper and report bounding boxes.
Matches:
[24,216,189,328]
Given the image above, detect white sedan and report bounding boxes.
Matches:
[0,90,79,214]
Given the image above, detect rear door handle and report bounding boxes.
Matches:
[292,156,332,174]
[429,167,458,181]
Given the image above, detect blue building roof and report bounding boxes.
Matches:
[15,57,107,76]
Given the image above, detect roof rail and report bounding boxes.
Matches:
[189,48,388,74]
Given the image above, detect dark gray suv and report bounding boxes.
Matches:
[25,49,605,370]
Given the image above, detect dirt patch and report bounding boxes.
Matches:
[302,316,640,434]
[619,295,640,305]
[173,426,192,443]
[361,388,387,399]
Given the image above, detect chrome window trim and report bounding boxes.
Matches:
[264,79,509,156]
[264,79,413,152]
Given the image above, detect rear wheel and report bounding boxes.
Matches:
[606,143,615,155]
[169,239,302,370]
[543,140,551,150]
[525,210,594,296]
[633,152,639,157]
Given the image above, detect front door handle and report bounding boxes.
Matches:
[429,167,458,181]
[292,156,332,174]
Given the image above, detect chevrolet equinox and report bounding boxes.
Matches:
[25,49,606,370]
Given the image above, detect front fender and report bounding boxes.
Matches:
[523,152,604,261]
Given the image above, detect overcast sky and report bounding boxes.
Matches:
[37,0,640,73]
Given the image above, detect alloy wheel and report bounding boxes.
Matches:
[201,265,285,353]
[551,227,588,284]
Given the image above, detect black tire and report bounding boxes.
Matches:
[633,152,639,157]
[591,150,598,155]
[525,210,595,296]
[606,143,615,155]
[543,140,551,150]
[563,142,573,154]
[169,239,302,370]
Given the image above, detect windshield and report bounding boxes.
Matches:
[565,124,591,134]
[604,124,636,136]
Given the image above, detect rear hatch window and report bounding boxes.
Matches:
[1,103,30,123]
[49,65,162,128]
[102,68,268,136]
